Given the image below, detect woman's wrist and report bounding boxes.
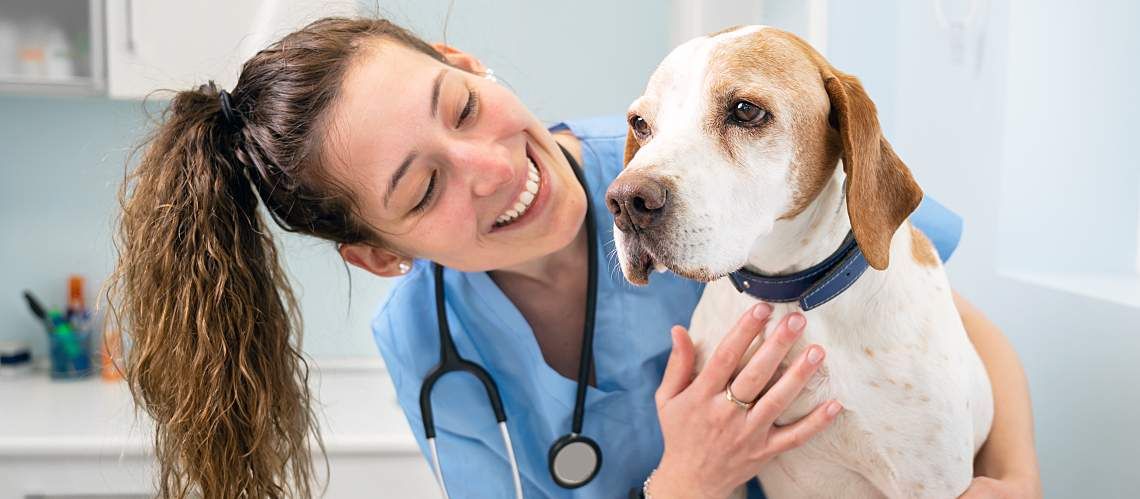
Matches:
[646,457,721,499]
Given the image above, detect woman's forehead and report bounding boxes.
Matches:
[323,43,444,188]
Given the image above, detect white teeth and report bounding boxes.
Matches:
[495,154,542,227]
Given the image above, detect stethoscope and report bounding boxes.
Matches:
[419,146,601,498]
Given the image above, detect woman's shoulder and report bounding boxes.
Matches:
[910,196,964,263]
[370,261,436,381]
[551,115,629,186]
[554,115,628,140]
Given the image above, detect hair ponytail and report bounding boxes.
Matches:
[109,85,320,498]
[106,17,445,497]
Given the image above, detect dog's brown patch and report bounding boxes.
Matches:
[702,29,841,218]
[864,346,875,357]
[910,224,939,268]
[700,28,922,265]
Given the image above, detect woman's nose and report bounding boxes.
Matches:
[450,144,514,198]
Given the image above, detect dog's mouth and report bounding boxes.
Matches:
[620,235,722,285]
[622,238,660,286]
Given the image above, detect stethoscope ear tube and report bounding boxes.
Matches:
[420,263,508,440]
[422,263,519,498]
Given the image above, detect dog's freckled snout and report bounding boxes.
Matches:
[605,173,669,232]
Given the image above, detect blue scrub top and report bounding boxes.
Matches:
[372,115,962,498]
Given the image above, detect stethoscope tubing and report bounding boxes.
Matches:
[419,145,598,497]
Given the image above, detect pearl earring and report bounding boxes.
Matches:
[483,68,498,84]
[398,261,411,274]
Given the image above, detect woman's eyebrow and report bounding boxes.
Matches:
[430,68,446,118]
[384,151,418,208]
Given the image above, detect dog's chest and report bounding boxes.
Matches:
[689,274,981,496]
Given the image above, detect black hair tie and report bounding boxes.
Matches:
[201,80,240,129]
[217,88,240,128]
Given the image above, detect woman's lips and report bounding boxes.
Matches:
[489,142,550,233]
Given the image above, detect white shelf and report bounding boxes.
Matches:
[0,364,419,458]
[1001,268,1140,310]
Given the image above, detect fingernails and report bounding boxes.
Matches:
[826,401,843,417]
[787,313,806,331]
[807,345,823,365]
[752,302,772,319]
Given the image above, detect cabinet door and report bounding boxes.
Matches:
[104,0,357,99]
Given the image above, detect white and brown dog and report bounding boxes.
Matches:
[607,26,993,498]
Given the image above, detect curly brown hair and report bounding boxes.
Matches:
[105,17,444,498]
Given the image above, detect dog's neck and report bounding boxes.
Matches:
[744,165,852,275]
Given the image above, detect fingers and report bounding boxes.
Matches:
[764,399,842,456]
[656,326,696,408]
[694,303,772,393]
[728,313,806,404]
[748,343,826,429]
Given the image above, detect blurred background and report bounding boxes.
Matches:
[0,0,1136,497]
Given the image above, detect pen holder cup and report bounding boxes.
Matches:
[48,326,93,380]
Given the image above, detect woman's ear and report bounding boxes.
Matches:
[339,243,410,278]
[430,43,487,74]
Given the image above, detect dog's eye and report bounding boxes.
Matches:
[629,115,651,140]
[729,101,767,125]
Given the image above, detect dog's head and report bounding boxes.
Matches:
[606,26,921,285]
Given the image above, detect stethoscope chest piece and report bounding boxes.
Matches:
[548,432,601,488]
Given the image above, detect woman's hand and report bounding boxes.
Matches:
[647,303,842,499]
[958,475,1043,499]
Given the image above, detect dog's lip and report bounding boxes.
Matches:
[620,235,654,285]
[624,234,730,284]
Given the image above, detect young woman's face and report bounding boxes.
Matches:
[326,41,587,273]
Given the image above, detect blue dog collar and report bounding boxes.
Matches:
[727,231,870,311]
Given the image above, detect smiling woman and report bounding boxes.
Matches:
[106,18,460,498]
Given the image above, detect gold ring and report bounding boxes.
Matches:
[725,384,754,410]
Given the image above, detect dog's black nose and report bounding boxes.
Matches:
[606,172,669,232]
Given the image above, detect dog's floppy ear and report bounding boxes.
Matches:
[824,71,922,270]
[623,127,640,166]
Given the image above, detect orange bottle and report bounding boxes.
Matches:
[101,329,123,381]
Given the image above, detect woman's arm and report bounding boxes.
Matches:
[954,291,1042,499]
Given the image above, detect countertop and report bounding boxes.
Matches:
[0,361,420,458]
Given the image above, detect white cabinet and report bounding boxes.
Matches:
[104,0,359,99]
[0,0,106,95]
[0,0,359,98]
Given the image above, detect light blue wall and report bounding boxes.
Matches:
[1,1,673,360]
[0,96,148,360]
[825,1,1140,495]
[362,0,672,122]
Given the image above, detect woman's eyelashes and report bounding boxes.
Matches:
[411,170,438,214]
[456,86,479,128]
